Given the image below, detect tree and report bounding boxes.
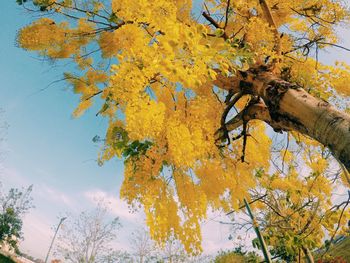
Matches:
[158,237,213,263]
[213,247,260,263]
[130,228,157,263]
[16,0,350,253]
[54,202,123,263]
[130,228,212,263]
[158,238,188,263]
[0,254,16,263]
[225,155,350,262]
[0,184,33,251]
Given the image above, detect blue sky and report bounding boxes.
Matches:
[1,0,350,261]
[0,0,126,257]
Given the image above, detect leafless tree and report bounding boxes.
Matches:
[130,228,157,263]
[158,238,187,263]
[130,229,212,263]
[55,202,124,263]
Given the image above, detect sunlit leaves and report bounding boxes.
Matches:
[18,18,95,58]
[17,0,350,254]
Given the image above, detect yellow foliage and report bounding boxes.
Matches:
[125,99,166,140]
[18,18,94,58]
[17,0,350,253]
[73,100,92,117]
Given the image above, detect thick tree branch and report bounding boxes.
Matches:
[213,66,350,171]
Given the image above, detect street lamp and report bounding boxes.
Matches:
[44,217,67,263]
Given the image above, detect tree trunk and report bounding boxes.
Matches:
[215,67,350,172]
[256,71,350,172]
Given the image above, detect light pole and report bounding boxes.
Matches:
[44,217,67,263]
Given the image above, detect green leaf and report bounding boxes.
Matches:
[215,29,225,37]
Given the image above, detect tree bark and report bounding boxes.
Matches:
[215,67,350,172]
[258,71,350,171]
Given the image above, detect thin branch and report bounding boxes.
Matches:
[298,200,320,235]
[54,2,111,22]
[202,12,229,40]
[241,120,248,162]
[212,88,223,104]
[317,42,350,52]
[220,92,244,144]
[281,133,290,173]
[259,0,281,57]
[322,191,350,257]
[226,194,268,215]
[224,0,231,29]
[202,12,222,29]
[85,90,103,101]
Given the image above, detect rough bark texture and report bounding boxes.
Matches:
[258,72,350,171]
[215,67,350,171]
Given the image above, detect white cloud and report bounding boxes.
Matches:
[201,210,236,254]
[84,189,256,255]
[39,184,73,207]
[84,189,144,223]
[0,167,31,188]
[1,167,73,208]
[200,208,260,255]
[20,211,54,260]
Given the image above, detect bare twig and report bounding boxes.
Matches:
[226,193,268,215]
[202,12,229,40]
[224,0,231,29]
[322,191,350,257]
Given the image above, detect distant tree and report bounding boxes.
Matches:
[130,228,157,263]
[130,229,212,263]
[55,202,123,263]
[158,238,187,263]
[0,254,16,263]
[213,250,246,263]
[254,171,349,262]
[0,184,33,251]
[157,238,213,263]
[0,208,21,250]
[214,248,260,263]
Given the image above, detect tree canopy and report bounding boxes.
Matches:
[17,0,350,254]
[0,184,33,251]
